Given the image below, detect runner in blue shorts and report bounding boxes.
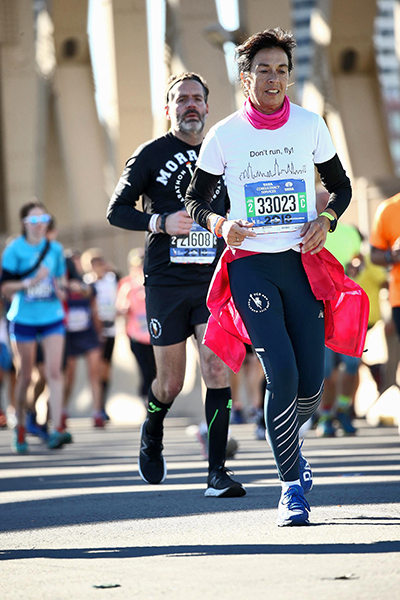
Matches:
[1,200,71,453]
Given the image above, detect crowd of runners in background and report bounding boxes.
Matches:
[0,201,155,453]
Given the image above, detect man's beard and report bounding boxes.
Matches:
[177,111,206,135]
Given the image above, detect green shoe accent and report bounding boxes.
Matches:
[336,394,352,410]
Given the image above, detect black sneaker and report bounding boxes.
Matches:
[138,420,167,484]
[205,466,246,498]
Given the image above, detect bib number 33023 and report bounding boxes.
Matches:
[245,178,308,234]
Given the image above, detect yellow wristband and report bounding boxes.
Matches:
[319,211,335,222]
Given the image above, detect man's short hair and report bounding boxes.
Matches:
[165,73,209,103]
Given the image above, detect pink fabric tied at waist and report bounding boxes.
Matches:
[204,247,370,373]
[301,249,369,357]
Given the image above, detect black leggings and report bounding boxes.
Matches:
[228,250,325,482]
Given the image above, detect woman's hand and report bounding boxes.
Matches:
[300,216,330,254]
[221,219,257,247]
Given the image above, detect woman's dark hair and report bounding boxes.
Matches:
[20,199,47,236]
[165,72,209,103]
[235,28,297,76]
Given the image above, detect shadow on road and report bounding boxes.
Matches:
[1,480,400,533]
[1,540,400,561]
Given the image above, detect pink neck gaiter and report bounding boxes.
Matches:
[242,95,290,130]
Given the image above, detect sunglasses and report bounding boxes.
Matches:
[23,214,51,225]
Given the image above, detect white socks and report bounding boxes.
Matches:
[281,479,301,492]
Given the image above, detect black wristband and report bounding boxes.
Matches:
[385,250,393,265]
[159,213,169,234]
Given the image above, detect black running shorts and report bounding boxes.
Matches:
[145,282,210,346]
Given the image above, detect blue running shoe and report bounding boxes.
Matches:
[60,430,73,444]
[277,484,310,527]
[100,409,110,422]
[26,413,49,442]
[255,424,266,440]
[299,439,313,494]
[316,414,336,438]
[47,430,71,449]
[230,408,245,425]
[335,409,357,435]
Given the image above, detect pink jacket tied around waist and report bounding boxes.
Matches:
[204,247,370,373]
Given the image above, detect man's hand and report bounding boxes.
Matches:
[221,219,257,247]
[300,216,330,254]
[165,211,193,235]
[371,239,400,266]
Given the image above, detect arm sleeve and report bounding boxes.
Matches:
[0,269,19,283]
[107,147,153,231]
[185,168,224,230]
[315,154,352,219]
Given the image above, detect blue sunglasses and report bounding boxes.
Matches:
[23,214,51,225]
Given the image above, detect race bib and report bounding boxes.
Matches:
[245,179,308,234]
[24,277,55,302]
[67,307,90,332]
[170,222,217,264]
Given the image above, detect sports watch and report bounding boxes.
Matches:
[319,211,338,233]
[159,212,169,234]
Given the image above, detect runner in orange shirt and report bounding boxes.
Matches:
[370,193,400,337]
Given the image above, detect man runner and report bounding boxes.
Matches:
[107,73,245,498]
